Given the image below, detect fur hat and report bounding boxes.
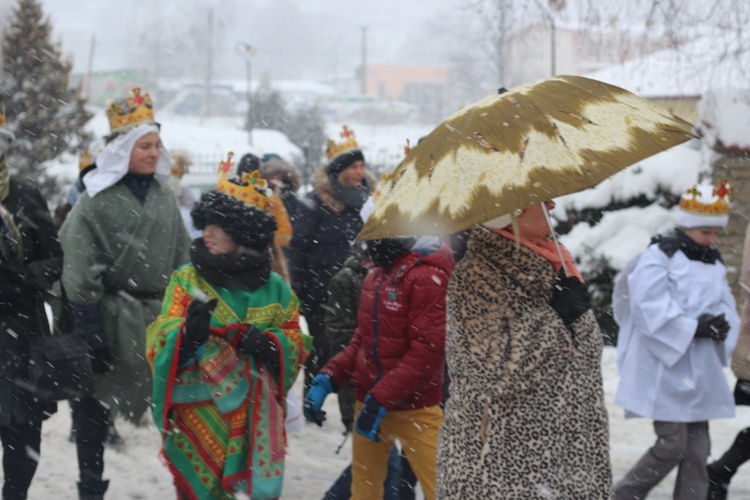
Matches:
[191,190,277,250]
[675,180,732,229]
[260,159,302,192]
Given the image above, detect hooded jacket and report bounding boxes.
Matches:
[321,244,454,411]
[289,165,375,311]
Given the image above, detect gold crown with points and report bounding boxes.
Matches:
[326,125,359,160]
[79,148,94,171]
[106,87,156,134]
[679,178,732,215]
[214,151,272,212]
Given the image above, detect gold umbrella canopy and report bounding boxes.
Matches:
[358,75,695,240]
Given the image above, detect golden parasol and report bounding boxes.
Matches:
[358,75,695,241]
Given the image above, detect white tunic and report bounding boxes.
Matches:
[614,243,739,422]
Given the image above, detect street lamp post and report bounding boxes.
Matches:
[534,0,556,76]
[235,42,257,145]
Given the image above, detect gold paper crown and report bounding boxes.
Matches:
[79,148,94,171]
[106,87,155,134]
[326,125,359,160]
[214,152,272,212]
[679,178,732,216]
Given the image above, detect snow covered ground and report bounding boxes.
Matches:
[22,346,750,499]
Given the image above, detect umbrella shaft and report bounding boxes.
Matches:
[542,204,569,277]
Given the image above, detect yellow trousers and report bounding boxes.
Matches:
[351,402,443,500]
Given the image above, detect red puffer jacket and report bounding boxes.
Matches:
[321,244,454,411]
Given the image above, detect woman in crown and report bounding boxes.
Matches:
[146,160,311,500]
[58,88,190,499]
[289,126,375,394]
[612,181,740,500]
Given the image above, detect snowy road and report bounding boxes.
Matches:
[23,347,750,499]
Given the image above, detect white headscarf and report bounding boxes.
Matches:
[83,124,171,197]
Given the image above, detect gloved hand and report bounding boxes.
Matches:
[355,394,388,442]
[238,324,268,355]
[695,313,730,341]
[184,298,218,346]
[549,272,592,326]
[304,374,334,427]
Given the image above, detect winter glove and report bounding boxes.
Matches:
[184,298,218,345]
[694,313,730,342]
[179,298,218,366]
[239,324,280,378]
[71,302,110,373]
[549,272,592,326]
[355,394,388,442]
[304,374,334,427]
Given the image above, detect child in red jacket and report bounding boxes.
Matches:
[304,235,454,500]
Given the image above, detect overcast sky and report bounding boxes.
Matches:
[30,0,461,79]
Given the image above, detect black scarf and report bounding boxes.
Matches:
[190,239,272,291]
[366,238,415,267]
[122,173,154,205]
[330,173,369,211]
[653,228,722,264]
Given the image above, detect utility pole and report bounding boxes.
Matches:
[534,0,556,76]
[360,26,367,95]
[84,35,95,99]
[202,7,214,121]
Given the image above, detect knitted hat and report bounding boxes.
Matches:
[326,125,365,178]
[674,179,732,229]
[191,152,277,250]
[237,153,260,176]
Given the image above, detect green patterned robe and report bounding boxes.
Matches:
[59,180,190,421]
[146,265,311,500]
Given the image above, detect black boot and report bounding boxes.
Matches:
[707,464,729,500]
[105,421,125,448]
[77,477,109,500]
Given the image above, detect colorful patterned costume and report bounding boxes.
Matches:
[147,264,311,499]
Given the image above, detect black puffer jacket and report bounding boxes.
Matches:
[289,166,374,314]
[0,178,62,425]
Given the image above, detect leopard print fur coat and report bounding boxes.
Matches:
[437,228,612,499]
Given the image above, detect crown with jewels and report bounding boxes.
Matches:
[679,178,732,216]
[326,125,359,160]
[79,148,94,171]
[214,151,272,212]
[106,87,156,134]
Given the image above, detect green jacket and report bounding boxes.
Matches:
[324,243,368,430]
[60,179,190,421]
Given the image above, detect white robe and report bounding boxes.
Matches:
[614,243,739,422]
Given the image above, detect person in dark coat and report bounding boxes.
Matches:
[289,127,374,393]
[0,117,63,500]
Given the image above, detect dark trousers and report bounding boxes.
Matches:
[325,445,403,500]
[70,396,110,498]
[0,419,42,500]
[710,426,750,481]
[615,421,710,500]
[302,303,329,394]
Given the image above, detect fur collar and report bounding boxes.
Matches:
[311,165,376,214]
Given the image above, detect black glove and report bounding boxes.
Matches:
[695,313,730,341]
[549,272,591,326]
[183,298,218,345]
[239,324,281,377]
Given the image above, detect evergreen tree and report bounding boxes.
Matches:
[0,0,92,196]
